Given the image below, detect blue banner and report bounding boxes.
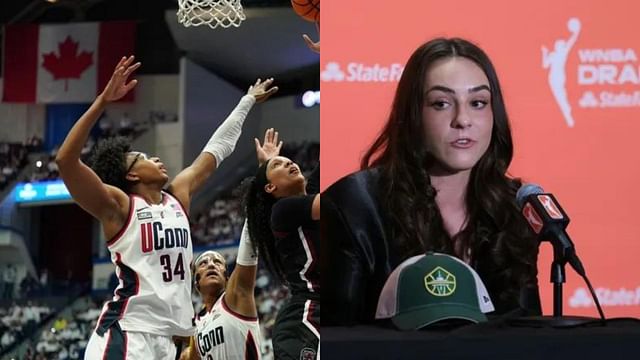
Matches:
[14,179,71,203]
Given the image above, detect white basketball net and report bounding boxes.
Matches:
[177,0,246,29]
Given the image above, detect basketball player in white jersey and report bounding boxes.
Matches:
[55,55,277,359]
[179,128,283,360]
[181,235,260,360]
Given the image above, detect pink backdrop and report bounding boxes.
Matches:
[321,0,640,317]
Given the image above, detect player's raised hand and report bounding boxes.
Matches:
[303,34,320,54]
[248,78,278,103]
[100,55,140,103]
[255,128,283,165]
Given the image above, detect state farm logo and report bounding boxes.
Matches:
[569,286,640,308]
[543,17,640,127]
[321,61,404,82]
[321,62,344,81]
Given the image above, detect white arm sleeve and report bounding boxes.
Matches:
[202,94,256,165]
[236,219,258,266]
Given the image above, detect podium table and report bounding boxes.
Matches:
[322,319,640,359]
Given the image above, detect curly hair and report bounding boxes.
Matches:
[88,136,133,193]
[241,175,287,285]
[361,38,538,309]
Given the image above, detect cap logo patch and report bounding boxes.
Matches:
[424,266,456,297]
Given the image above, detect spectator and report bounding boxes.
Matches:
[22,301,38,335]
[3,264,16,300]
[27,135,43,152]
[1,329,15,350]
[39,268,49,296]
[53,317,68,332]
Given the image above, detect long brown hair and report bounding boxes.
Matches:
[361,38,538,308]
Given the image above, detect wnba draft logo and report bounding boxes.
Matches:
[321,61,404,82]
[542,18,581,127]
[543,17,640,127]
[424,266,456,296]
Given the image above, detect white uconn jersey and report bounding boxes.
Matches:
[195,293,261,360]
[96,192,194,337]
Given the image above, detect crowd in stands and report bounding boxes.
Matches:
[18,298,98,360]
[27,113,145,184]
[255,267,288,360]
[0,264,87,357]
[191,196,244,247]
[1,266,57,302]
[0,301,53,355]
[0,136,61,187]
[0,112,145,189]
[0,141,31,191]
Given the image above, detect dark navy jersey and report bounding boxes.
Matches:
[270,194,319,296]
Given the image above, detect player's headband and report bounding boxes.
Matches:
[255,158,271,191]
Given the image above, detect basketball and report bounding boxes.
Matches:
[291,0,320,23]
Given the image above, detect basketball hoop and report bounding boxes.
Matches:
[177,0,246,29]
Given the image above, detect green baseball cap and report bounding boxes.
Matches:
[375,252,494,330]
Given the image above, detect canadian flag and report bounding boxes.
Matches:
[3,21,135,103]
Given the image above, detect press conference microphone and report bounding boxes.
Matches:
[516,184,586,277]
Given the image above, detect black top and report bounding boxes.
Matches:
[306,162,320,194]
[269,162,320,297]
[321,168,541,326]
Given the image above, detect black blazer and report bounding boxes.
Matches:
[321,169,542,326]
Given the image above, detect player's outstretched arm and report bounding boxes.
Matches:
[225,221,258,317]
[56,56,139,224]
[169,79,278,211]
[225,128,281,316]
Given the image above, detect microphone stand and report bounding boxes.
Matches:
[511,190,606,328]
[551,257,565,317]
[509,237,604,328]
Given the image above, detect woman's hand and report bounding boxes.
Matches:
[254,128,282,165]
[247,78,278,103]
[99,55,141,103]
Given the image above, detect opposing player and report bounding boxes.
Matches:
[244,154,319,359]
[55,55,277,359]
